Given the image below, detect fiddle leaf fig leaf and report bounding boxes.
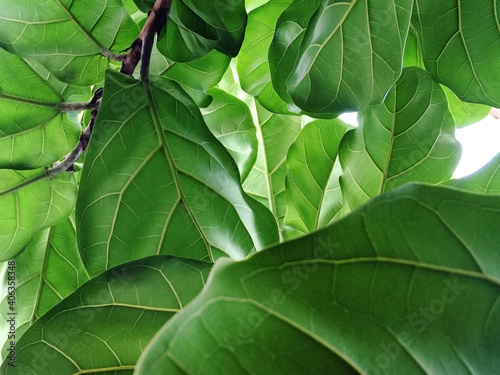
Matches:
[0,49,83,170]
[0,0,139,85]
[1,256,212,374]
[242,102,301,233]
[0,217,89,356]
[339,67,461,211]
[157,0,247,62]
[237,0,296,114]
[412,0,500,107]
[0,170,77,261]
[136,184,500,375]
[284,119,351,239]
[201,88,258,181]
[76,70,279,276]
[270,0,413,117]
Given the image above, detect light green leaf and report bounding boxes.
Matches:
[157,0,247,62]
[284,119,351,239]
[339,67,461,211]
[403,27,491,128]
[136,183,500,374]
[201,88,258,181]
[0,217,89,361]
[1,255,212,374]
[0,170,77,261]
[442,85,491,128]
[269,0,413,117]
[237,0,296,114]
[444,153,500,195]
[0,0,139,85]
[76,71,279,275]
[0,49,82,169]
[413,0,500,107]
[243,102,301,233]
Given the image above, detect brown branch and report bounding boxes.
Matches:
[120,0,172,79]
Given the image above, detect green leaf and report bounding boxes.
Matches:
[157,0,247,62]
[403,28,491,128]
[201,88,258,181]
[0,0,139,85]
[339,67,461,211]
[443,153,500,195]
[0,217,89,359]
[0,170,77,261]
[136,183,500,374]
[412,0,500,107]
[284,119,351,239]
[269,0,413,117]
[442,85,491,128]
[77,71,279,275]
[242,102,301,233]
[0,49,83,169]
[1,255,212,374]
[237,0,296,114]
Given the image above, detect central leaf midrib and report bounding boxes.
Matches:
[0,92,61,109]
[144,81,213,262]
[54,0,112,56]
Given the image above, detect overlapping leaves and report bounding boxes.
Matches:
[269,0,413,116]
[339,67,461,211]
[0,170,77,262]
[412,0,500,107]
[1,256,212,374]
[0,49,84,170]
[76,71,279,275]
[157,0,247,62]
[0,0,139,85]
[136,184,500,374]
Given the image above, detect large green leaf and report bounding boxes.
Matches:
[242,102,301,233]
[0,217,89,361]
[284,119,350,239]
[444,153,500,195]
[269,0,413,117]
[442,86,491,128]
[0,0,139,85]
[403,28,491,128]
[201,88,258,181]
[339,67,461,211]
[157,0,247,62]
[0,49,83,169]
[0,170,77,261]
[77,71,279,275]
[136,183,500,374]
[412,0,500,107]
[237,0,295,114]
[0,255,212,374]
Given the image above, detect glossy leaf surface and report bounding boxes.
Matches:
[339,67,461,211]
[201,88,258,181]
[0,217,89,359]
[270,0,413,116]
[157,0,247,62]
[0,49,82,169]
[136,184,500,374]
[413,0,500,107]
[237,0,295,114]
[77,71,279,275]
[284,119,350,239]
[242,103,301,232]
[1,256,212,374]
[0,0,138,85]
[0,170,77,261]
